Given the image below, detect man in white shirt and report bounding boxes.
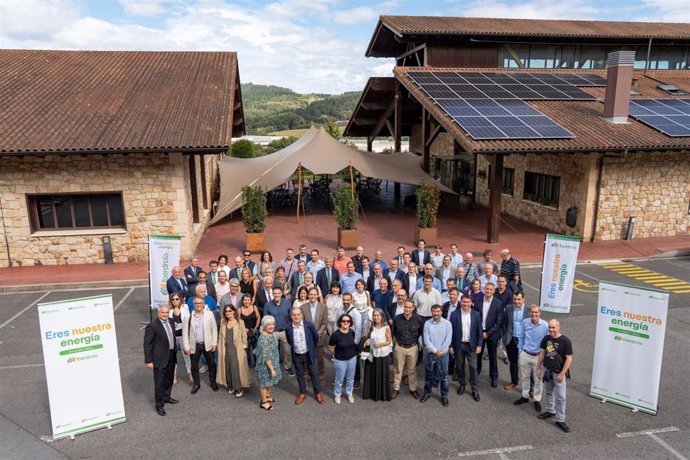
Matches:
[413,275,443,320]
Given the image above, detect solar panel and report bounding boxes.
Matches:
[628,99,690,137]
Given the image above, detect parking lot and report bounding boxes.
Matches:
[1,256,688,459]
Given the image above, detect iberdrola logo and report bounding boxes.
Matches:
[67,357,77,363]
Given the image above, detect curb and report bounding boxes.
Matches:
[0,279,148,294]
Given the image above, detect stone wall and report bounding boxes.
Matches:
[0,152,217,267]
[409,124,455,157]
[595,152,690,240]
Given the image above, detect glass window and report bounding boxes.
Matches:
[523,172,560,207]
[529,46,557,68]
[28,193,126,232]
[577,46,606,69]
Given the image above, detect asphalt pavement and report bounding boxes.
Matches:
[0,256,688,460]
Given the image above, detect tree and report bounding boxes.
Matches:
[325,117,340,139]
[231,139,255,158]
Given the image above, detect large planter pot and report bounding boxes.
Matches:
[415,227,438,246]
[338,228,358,250]
[245,232,265,252]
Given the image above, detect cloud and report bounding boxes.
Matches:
[118,0,167,17]
[457,0,599,20]
[0,0,79,41]
[332,6,379,25]
[640,0,690,22]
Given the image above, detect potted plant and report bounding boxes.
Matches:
[332,184,359,249]
[415,181,440,245]
[241,185,268,252]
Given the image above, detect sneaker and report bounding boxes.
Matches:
[334,396,341,405]
[285,367,295,377]
[347,395,354,404]
[199,365,208,374]
[235,390,244,398]
[228,388,234,394]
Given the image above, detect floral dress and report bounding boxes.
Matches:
[255,333,282,388]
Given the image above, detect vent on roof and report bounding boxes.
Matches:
[657,84,687,96]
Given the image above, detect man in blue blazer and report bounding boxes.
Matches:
[183,258,202,298]
[285,307,326,405]
[316,257,339,295]
[411,239,431,273]
[449,295,483,401]
[166,266,189,300]
[476,282,503,388]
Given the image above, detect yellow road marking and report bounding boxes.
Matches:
[600,263,690,295]
[630,275,672,281]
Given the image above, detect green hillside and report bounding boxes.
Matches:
[242,83,360,135]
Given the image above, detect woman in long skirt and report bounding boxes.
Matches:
[361,309,392,401]
[216,305,250,398]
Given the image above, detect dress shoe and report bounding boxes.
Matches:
[441,397,449,407]
[410,390,420,400]
[534,401,542,412]
[502,357,510,365]
[457,386,465,396]
[419,394,430,403]
[164,397,179,404]
[514,397,529,405]
[211,383,219,392]
[156,407,166,416]
[472,391,480,402]
[555,421,571,433]
[353,381,361,390]
[285,367,295,377]
[503,383,518,390]
[190,385,200,394]
[295,394,307,405]
[538,412,556,420]
[491,379,498,388]
[316,393,326,405]
[391,390,399,399]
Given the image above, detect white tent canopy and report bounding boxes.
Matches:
[210,127,454,225]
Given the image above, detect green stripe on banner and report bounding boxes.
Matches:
[589,392,656,414]
[608,327,650,339]
[546,234,582,242]
[38,295,112,308]
[600,280,670,294]
[149,234,181,240]
[53,416,126,438]
[59,344,104,356]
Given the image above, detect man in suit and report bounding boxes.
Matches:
[289,260,309,299]
[184,258,202,297]
[476,282,503,388]
[228,256,244,282]
[182,297,219,394]
[449,295,483,401]
[502,290,526,390]
[242,250,258,275]
[143,304,178,416]
[197,271,216,303]
[366,263,391,295]
[166,266,189,300]
[256,275,274,313]
[316,257,339,295]
[300,288,328,385]
[454,266,469,294]
[372,277,394,314]
[296,244,309,263]
[435,255,455,291]
[285,307,326,405]
[411,239,431,273]
[384,258,404,281]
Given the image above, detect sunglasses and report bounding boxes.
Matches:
[171,298,180,302]
[341,320,351,324]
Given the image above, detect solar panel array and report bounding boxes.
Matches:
[404,71,599,140]
[628,99,690,137]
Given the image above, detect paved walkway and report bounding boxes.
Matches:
[1,191,688,291]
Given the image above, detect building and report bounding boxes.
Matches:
[0,50,244,267]
[346,16,690,242]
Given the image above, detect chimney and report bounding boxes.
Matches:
[602,51,636,124]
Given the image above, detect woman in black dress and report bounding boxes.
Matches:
[361,308,392,401]
[239,267,258,305]
[238,293,261,367]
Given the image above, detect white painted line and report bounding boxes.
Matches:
[648,433,688,460]
[113,287,135,312]
[519,280,540,294]
[0,285,147,296]
[616,426,680,438]
[0,291,51,330]
[458,445,533,457]
[576,270,601,283]
[0,363,44,370]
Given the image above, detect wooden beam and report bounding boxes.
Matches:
[486,154,503,243]
[188,154,200,224]
[352,118,379,125]
[367,97,396,144]
[422,108,430,173]
[394,81,402,153]
[396,43,426,61]
[200,153,208,210]
[426,124,442,149]
[360,101,389,111]
[385,120,394,137]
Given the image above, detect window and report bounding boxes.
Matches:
[523,172,560,207]
[487,166,515,196]
[28,193,125,231]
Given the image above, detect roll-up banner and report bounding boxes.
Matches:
[149,234,181,309]
[38,295,125,439]
[539,234,581,314]
[590,281,669,415]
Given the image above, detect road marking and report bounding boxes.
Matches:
[113,287,135,312]
[573,279,599,293]
[616,427,687,460]
[519,280,540,294]
[0,363,44,370]
[0,291,51,330]
[457,445,533,458]
[598,262,690,294]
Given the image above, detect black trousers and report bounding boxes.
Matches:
[190,343,217,386]
[455,342,478,391]
[293,352,321,395]
[154,349,176,408]
[477,337,499,381]
[506,337,520,385]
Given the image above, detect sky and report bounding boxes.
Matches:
[0,0,688,94]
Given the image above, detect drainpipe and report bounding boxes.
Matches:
[0,199,12,267]
[590,154,605,242]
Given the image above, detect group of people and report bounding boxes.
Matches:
[145,241,573,432]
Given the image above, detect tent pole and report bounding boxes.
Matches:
[296,164,302,224]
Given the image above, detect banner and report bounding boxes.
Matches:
[149,234,181,309]
[590,281,669,415]
[539,234,581,314]
[38,295,126,439]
